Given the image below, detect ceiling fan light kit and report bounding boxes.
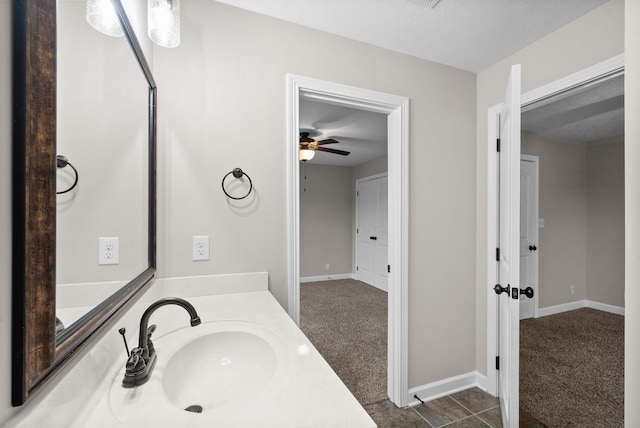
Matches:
[299,149,315,162]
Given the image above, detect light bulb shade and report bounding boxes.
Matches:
[86,0,124,37]
[299,149,315,162]
[148,0,181,48]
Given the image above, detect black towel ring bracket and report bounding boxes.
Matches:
[221,168,253,200]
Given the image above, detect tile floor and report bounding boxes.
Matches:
[364,387,500,428]
[364,387,547,428]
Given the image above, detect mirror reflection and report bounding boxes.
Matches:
[56,0,149,333]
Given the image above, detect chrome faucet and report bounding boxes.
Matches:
[122,297,201,388]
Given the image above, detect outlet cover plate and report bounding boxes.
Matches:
[193,236,210,261]
[99,237,119,265]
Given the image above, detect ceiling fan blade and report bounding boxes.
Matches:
[317,147,350,156]
[315,138,339,145]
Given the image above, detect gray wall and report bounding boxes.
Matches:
[521,132,624,310]
[300,164,353,278]
[153,0,477,388]
[476,0,624,376]
[521,132,588,308]
[299,156,389,279]
[587,136,625,307]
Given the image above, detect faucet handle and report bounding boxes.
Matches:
[147,324,157,336]
[125,348,146,374]
[146,324,157,357]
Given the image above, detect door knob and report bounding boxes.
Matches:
[494,284,510,295]
[370,236,377,240]
[519,287,534,298]
[528,245,537,251]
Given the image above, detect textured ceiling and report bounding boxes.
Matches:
[213,0,608,72]
[299,97,387,167]
[522,74,624,142]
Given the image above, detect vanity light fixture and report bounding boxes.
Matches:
[86,0,124,37]
[148,0,181,48]
[299,148,315,162]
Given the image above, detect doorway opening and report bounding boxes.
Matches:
[286,74,409,407]
[486,54,625,426]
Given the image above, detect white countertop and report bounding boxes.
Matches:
[76,290,377,428]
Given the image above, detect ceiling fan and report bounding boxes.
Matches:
[299,131,350,162]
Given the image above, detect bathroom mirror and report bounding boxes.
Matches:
[12,0,156,405]
[55,0,149,330]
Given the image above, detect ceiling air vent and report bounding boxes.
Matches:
[423,0,442,8]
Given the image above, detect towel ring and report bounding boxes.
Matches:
[221,168,253,200]
[56,155,79,194]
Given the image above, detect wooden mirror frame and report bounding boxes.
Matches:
[12,0,157,405]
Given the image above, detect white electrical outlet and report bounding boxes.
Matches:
[325,263,330,271]
[193,236,210,261]
[570,285,576,295]
[99,237,119,265]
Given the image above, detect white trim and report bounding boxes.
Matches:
[537,300,587,317]
[486,103,501,396]
[520,154,540,319]
[486,54,625,397]
[587,300,625,316]
[357,172,388,183]
[286,74,410,407]
[407,372,490,407]
[538,299,625,317]
[521,54,625,108]
[299,274,355,283]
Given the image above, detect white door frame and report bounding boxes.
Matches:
[520,154,539,320]
[485,54,624,396]
[286,74,410,406]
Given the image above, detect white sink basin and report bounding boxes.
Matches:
[109,321,292,427]
[162,329,277,410]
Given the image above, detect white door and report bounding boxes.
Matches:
[519,157,538,320]
[356,179,376,285]
[497,64,521,428]
[374,177,389,291]
[356,175,388,291]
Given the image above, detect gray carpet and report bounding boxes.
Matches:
[300,279,387,406]
[520,308,624,427]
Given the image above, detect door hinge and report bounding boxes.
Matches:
[496,248,500,261]
[357,190,359,196]
[495,356,500,370]
[387,265,390,273]
[357,228,359,234]
[356,266,359,271]
[497,138,501,152]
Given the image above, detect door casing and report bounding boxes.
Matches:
[286,74,409,406]
[485,54,625,396]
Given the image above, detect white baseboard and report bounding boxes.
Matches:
[586,300,625,316]
[538,299,624,317]
[538,300,586,317]
[407,371,489,407]
[300,273,355,283]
